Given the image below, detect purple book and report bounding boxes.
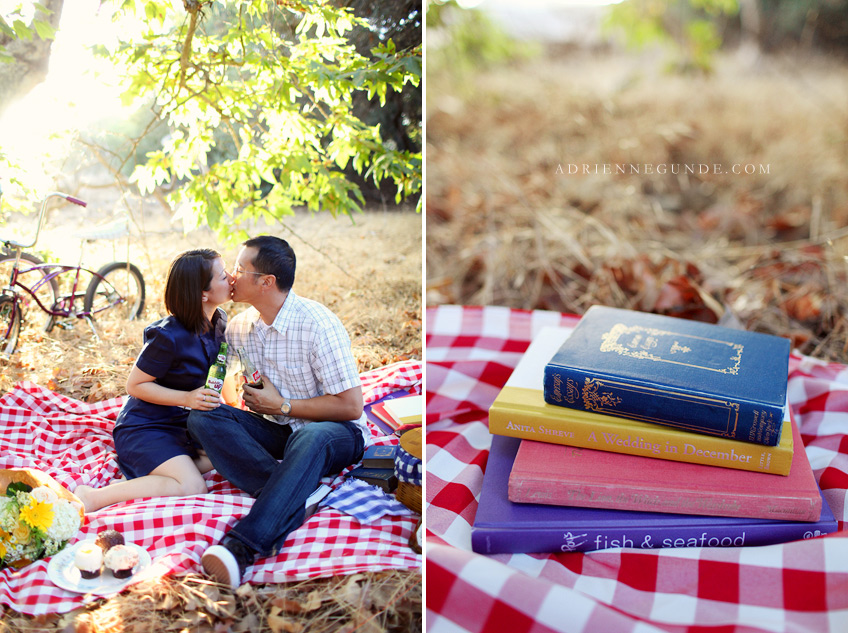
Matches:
[471,435,837,555]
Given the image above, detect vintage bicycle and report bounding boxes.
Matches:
[0,188,146,356]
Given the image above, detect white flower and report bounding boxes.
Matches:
[45,500,81,543]
[43,538,64,557]
[30,486,59,505]
[1,482,82,567]
[0,497,16,532]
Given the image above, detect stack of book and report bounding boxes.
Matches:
[473,306,838,554]
[350,444,399,492]
[368,393,423,435]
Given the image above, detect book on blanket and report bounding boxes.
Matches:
[471,435,837,555]
[370,395,423,433]
[382,394,423,425]
[542,306,790,446]
[489,325,794,475]
[349,466,398,492]
[362,444,399,469]
[366,391,414,436]
[508,412,820,521]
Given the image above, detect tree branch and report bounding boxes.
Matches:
[178,7,200,91]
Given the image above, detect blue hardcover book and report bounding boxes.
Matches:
[362,444,399,468]
[543,306,790,446]
[471,435,838,555]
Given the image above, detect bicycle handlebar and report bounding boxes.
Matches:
[65,195,87,207]
[4,192,89,250]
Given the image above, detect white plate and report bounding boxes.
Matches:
[47,540,151,595]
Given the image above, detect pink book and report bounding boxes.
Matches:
[508,413,822,522]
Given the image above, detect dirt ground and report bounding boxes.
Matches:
[0,198,422,632]
[427,47,848,362]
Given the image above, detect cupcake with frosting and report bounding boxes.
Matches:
[95,529,125,552]
[104,544,138,579]
[73,543,103,580]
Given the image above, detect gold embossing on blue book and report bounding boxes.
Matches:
[600,323,744,374]
[543,306,790,446]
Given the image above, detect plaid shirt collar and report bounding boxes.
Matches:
[247,290,298,336]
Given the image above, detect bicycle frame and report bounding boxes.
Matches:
[0,190,128,320]
[2,259,132,320]
[0,189,145,355]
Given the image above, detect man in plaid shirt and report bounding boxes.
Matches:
[188,235,369,588]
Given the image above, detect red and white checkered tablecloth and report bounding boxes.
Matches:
[425,305,848,633]
[0,359,422,616]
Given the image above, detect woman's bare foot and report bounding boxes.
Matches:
[73,485,98,513]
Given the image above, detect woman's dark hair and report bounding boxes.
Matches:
[164,248,220,334]
[243,236,296,291]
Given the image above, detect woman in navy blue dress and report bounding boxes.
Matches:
[75,249,233,512]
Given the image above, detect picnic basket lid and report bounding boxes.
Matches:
[399,427,422,460]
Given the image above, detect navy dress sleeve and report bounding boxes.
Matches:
[135,322,178,379]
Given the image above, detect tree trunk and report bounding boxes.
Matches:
[0,0,66,115]
[736,0,762,64]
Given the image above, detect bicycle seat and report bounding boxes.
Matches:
[73,218,129,242]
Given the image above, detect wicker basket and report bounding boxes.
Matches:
[394,427,422,515]
[395,481,422,515]
[408,517,422,555]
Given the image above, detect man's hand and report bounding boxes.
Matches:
[242,375,363,422]
[242,375,282,415]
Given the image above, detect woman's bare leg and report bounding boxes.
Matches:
[74,455,208,512]
[194,448,214,474]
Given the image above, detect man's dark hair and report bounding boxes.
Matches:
[165,248,220,334]
[244,236,296,292]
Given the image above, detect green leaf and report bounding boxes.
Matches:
[144,3,158,22]
[6,482,32,497]
[0,17,14,38]
[12,19,34,40]
[33,19,56,41]
[33,3,54,16]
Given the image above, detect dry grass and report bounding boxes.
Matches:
[0,204,422,630]
[0,570,422,633]
[427,48,848,361]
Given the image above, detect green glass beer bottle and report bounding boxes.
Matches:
[206,342,228,393]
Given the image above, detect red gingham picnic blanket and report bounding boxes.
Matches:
[0,359,422,616]
[425,305,848,633]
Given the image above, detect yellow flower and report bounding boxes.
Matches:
[12,522,30,542]
[0,536,7,559]
[19,498,54,533]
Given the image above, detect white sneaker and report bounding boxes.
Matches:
[305,484,332,518]
[201,545,242,590]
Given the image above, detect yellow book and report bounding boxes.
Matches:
[488,327,793,476]
[383,394,423,425]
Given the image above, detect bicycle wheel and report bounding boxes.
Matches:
[0,251,59,330]
[0,294,22,356]
[83,262,146,332]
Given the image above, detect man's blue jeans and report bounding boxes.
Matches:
[187,405,364,557]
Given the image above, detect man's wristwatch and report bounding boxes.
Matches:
[280,397,292,416]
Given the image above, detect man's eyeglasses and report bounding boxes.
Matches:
[232,264,265,278]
